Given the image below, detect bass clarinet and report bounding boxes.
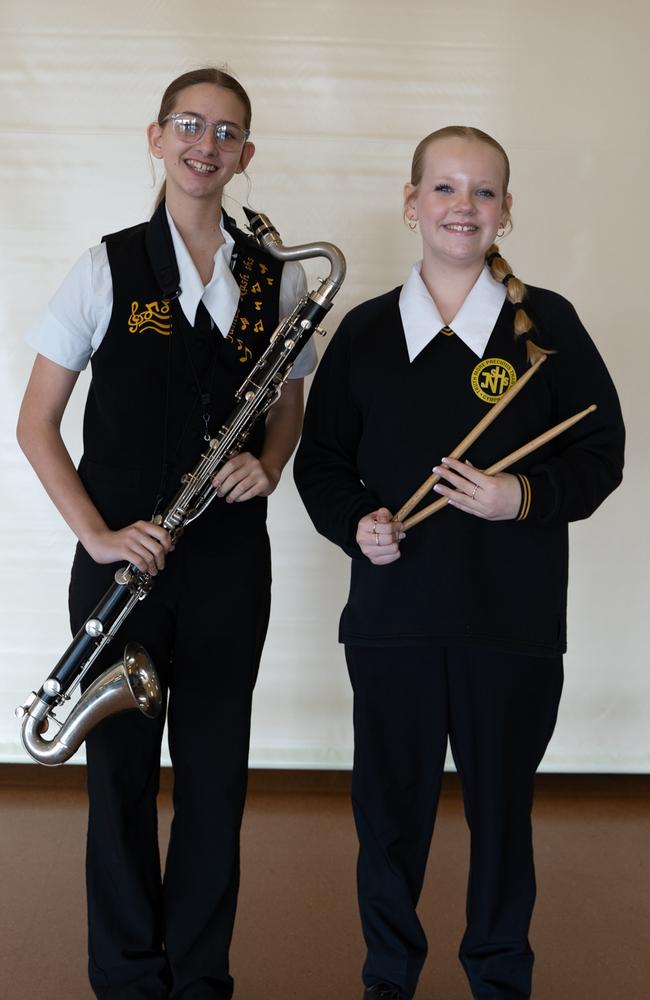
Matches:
[16,209,346,765]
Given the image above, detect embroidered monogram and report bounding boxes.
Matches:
[471,358,517,404]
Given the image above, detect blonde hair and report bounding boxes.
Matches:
[410,125,510,192]
[484,243,552,365]
[410,126,552,365]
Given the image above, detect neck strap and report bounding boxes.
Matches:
[145,200,182,300]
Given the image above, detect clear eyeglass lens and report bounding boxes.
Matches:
[213,122,245,147]
[172,114,205,139]
[171,114,246,149]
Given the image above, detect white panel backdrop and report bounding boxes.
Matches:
[1,0,648,770]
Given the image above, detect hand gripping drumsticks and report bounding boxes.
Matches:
[402,403,597,531]
[393,356,547,525]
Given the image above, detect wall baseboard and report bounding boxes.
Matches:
[1,763,649,800]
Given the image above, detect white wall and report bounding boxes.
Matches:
[1,0,648,770]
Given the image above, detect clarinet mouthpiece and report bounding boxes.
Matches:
[243,208,281,248]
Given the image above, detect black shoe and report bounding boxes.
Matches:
[363,985,403,1000]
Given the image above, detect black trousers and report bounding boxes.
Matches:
[345,644,563,1000]
[70,524,271,1000]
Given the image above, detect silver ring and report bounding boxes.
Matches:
[375,533,380,546]
[471,484,478,499]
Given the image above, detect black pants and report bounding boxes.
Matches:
[70,524,271,1000]
[345,644,563,1000]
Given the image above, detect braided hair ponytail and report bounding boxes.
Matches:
[485,243,553,366]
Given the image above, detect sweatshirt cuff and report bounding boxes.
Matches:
[343,502,381,558]
[515,474,531,520]
[521,471,557,522]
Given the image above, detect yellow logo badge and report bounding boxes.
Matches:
[128,300,172,336]
[471,358,517,404]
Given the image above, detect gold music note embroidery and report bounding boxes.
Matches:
[128,300,172,336]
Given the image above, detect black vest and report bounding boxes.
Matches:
[78,202,284,532]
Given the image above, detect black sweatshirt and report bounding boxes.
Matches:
[294,285,625,656]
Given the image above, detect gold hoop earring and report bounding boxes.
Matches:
[497,226,506,238]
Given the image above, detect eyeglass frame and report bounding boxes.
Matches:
[162,112,251,149]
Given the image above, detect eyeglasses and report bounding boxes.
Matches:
[164,112,250,151]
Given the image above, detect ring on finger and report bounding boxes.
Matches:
[375,533,380,546]
[471,484,479,500]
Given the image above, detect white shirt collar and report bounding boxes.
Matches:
[165,207,240,337]
[398,262,507,362]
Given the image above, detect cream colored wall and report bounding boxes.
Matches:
[1,0,648,769]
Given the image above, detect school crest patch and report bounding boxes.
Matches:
[471,358,517,404]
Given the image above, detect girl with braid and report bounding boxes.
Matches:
[294,126,624,1000]
[18,67,315,1000]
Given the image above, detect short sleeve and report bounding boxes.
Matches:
[25,244,113,371]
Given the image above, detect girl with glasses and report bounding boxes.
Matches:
[294,127,624,1000]
[17,67,315,1000]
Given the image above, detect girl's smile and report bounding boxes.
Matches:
[404,137,512,274]
[148,83,255,205]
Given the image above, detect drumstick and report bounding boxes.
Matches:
[402,404,597,531]
[394,355,547,523]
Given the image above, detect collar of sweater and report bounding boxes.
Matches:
[398,261,507,362]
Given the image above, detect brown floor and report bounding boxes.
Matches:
[0,767,648,999]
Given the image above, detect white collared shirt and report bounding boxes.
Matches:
[26,211,316,378]
[398,262,507,363]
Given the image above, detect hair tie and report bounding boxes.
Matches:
[501,272,514,286]
[485,251,500,267]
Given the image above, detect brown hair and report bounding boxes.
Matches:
[156,67,252,130]
[410,126,551,365]
[153,67,252,207]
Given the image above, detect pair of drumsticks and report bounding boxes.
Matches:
[395,356,597,531]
